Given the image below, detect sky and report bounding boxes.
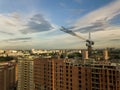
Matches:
[0,0,120,49]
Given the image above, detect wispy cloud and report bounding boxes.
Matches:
[2,37,32,42]
[72,0,120,33]
[0,13,24,35]
[0,13,56,36]
[0,30,14,35]
[20,14,54,34]
[75,18,109,33]
[10,12,22,20]
[110,38,120,42]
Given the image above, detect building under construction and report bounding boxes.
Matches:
[34,57,120,90]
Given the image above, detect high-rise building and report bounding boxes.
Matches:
[17,58,34,90]
[34,58,54,90]
[0,60,17,90]
[34,58,120,90]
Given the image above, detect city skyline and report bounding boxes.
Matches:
[0,0,120,49]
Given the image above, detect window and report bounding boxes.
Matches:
[66,78,68,81]
[66,82,68,85]
[66,66,68,68]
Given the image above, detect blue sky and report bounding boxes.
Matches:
[0,0,120,49]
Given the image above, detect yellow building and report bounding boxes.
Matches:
[17,58,34,90]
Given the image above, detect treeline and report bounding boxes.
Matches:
[0,56,14,62]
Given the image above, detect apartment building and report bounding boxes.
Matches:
[0,60,17,90]
[34,58,54,90]
[17,58,34,90]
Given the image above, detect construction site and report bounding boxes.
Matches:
[33,26,120,90]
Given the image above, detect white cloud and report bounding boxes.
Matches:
[73,0,120,31]
[0,13,57,37]
[0,0,120,49]
[61,0,120,48]
[0,13,25,36]
[0,12,59,49]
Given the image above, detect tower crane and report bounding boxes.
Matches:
[60,26,94,57]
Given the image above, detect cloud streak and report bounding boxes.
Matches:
[0,30,14,35]
[75,19,109,33]
[2,37,32,42]
[20,14,54,34]
[72,0,120,33]
[110,38,120,42]
[0,13,56,36]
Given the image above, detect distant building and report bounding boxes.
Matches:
[82,50,88,60]
[103,49,109,60]
[0,60,17,90]
[17,58,34,90]
[0,49,4,53]
[34,58,120,90]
